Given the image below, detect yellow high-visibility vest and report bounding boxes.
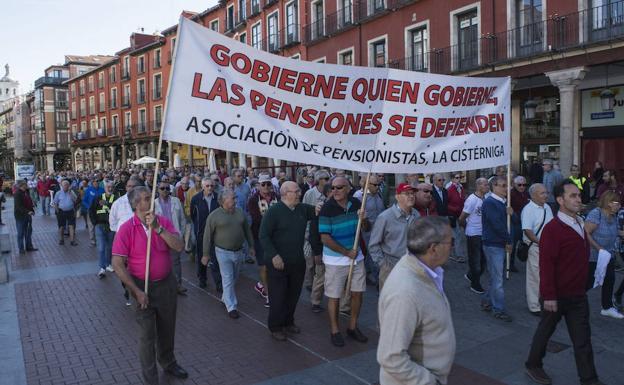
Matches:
[569,176,586,191]
[96,193,114,215]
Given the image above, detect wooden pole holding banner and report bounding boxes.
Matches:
[143,17,184,295]
[345,171,371,297]
[505,163,512,280]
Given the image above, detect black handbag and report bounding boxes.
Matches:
[517,209,547,262]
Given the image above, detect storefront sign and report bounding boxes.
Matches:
[582,86,624,127]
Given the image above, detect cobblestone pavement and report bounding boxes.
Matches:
[1,197,623,385]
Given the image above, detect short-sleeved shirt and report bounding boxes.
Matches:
[586,207,619,262]
[112,214,179,281]
[462,193,484,236]
[319,197,364,266]
[53,189,77,211]
[521,200,553,243]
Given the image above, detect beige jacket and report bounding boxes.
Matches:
[377,254,456,385]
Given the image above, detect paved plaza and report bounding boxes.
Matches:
[0,197,623,385]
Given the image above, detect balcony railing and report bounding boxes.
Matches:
[267,31,280,53]
[280,24,300,48]
[250,1,260,17]
[121,70,130,80]
[80,108,86,117]
[384,0,624,75]
[153,88,162,100]
[56,121,69,129]
[122,96,131,108]
[137,92,146,104]
[264,0,278,9]
[99,104,105,113]
[55,100,68,108]
[98,79,105,89]
[34,76,68,88]
[110,98,118,109]
[110,126,119,136]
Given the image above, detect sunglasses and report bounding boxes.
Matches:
[453,176,461,179]
[436,179,445,182]
[261,182,272,187]
[331,185,346,190]
[517,183,527,187]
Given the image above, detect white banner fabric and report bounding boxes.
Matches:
[162,17,511,173]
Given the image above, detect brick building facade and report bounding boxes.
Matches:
[67,0,624,177]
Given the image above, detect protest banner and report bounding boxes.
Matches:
[162,17,511,174]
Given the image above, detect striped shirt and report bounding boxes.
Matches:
[319,197,363,266]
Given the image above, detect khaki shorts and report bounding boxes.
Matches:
[324,262,366,299]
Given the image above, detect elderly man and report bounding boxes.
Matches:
[377,216,456,385]
[521,183,553,316]
[525,181,601,385]
[155,180,187,295]
[414,183,437,217]
[248,174,280,306]
[369,183,419,291]
[302,169,331,292]
[89,181,118,278]
[53,180,79,246]
[405,173,420,187]
[319,176,370,347]
[510,175,530,272]
[259,181,317,341]
[112,186,186,385]
[481,176,513,322]
[190,177,221,290]
[542,159,563,212]
[14,180,37,254]
[202,189,255,319]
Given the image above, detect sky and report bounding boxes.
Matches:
[3,0,218,92]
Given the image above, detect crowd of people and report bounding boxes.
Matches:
[6,159,624,385]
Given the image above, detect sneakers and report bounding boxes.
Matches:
[254,282,268,298]
[330,332,345,347]
[470,283,485,294]
[264,297,270,308]
[105,265,114,272]
[346,327,368,343]
[98,268,106,279]
[311,304,323,313]
[463,273,471,283]
[494,312,513,322]
[90,240,96,246]
[600,307,624,319]
[525,367,552,385]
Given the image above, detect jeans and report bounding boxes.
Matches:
[95,224,114,269]
[215,247,244,312]
[40,195,50,215]
[510,214,522,267]
[586,259,616,310]
[466,235,486,287]
[482,245,506,313]
[15,216,34,252]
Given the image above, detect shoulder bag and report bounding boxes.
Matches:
[517,208,547,262]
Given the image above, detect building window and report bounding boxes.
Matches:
[227,5,235,31]
[238,0,246,22]
[137,79,146,104]
[153,74,162,99]
[370,0,385,14]
[589,0,624,41]
[110,66,117,83]
[252,22,262,50]
[338,0,352,27]
[80,99,86,117]
[81,121,87,133]
[251,0,260,15]
[286,1,299,44]
[123,57,130,79]
[79,80,85,95]
[170,38,177,62]
[516,0,543,52]
[291,54,301,59]
[456,10,479,70]
[70,84,76,98]
[239,32,247,44]
[124,111,132,132]
[311,1,324,39]
[369,38,386,67]
[123,85,131,107]
[154,49,161,68]
[99,117,107,136]
[138,109,147,133]
[98,72,105,89]
[111,115,119,136]
[267,12,279,52]
[154,106,163,131]
[71,102,77,119]
[89,96,95,115]
[88,76,94,92]
[210,19,219,32]
[339,49,353,65]
[314,57,326,63]
[90,118,97,137]
[111,88,118,109]
[137,56,145,74]
[99,92,105,112]
[408,27,427,71]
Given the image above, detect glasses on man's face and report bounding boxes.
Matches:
[517,183,527,187]
[320,177,329,181]
[416,189,432,194]
[261,182,272,187]
[400,191,416,196]
[436,179,445,182]
[331,185,346,190]
[126,184,137,189]
[203,184,214,188]
[159,186,169,191]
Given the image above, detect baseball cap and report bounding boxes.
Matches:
[258,174,272,183]
[396,183,415,194]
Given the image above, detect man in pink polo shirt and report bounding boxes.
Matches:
[112,186,187,385]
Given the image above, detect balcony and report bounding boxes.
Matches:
[110,98,118,109]
[34,76,68,88]
[110,126,119,137]
[56,121,69,129]
[98,80,105,89]
[97,128,106,137]
[280,24,300,49]
[263,0,277,9]
[121,97,131,108]
[55,100,68,109]
[387,0,624,76]
[153,88,162,100]
[267,32,280,53]
[137,121,147,133]
[250,2,260,17]
[235,15,247,31]
[137,92,146,105]
[121,70,130,81]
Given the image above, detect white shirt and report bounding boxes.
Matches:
[109,194,134,232]
[521,200,553,243]
[463,193,484,236]
[557,211,585,239]
[416,258,445,295]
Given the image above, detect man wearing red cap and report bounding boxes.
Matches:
[368,183,420,291]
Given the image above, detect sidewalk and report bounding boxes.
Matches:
[1,196,623,385]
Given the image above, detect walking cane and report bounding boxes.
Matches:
[344,171,371,297]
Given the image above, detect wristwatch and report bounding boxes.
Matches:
[156,227,164,235]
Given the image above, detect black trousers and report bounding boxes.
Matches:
[195,236,222,288]
[466,235,486,287]
[267,259,306,332]
[586,259,615,310]
[132,273,178,385]
[526,296,598,385]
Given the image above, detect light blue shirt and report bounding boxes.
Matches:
[416,258,445,295]
[521,200,553,243]
[53,189,76,211]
